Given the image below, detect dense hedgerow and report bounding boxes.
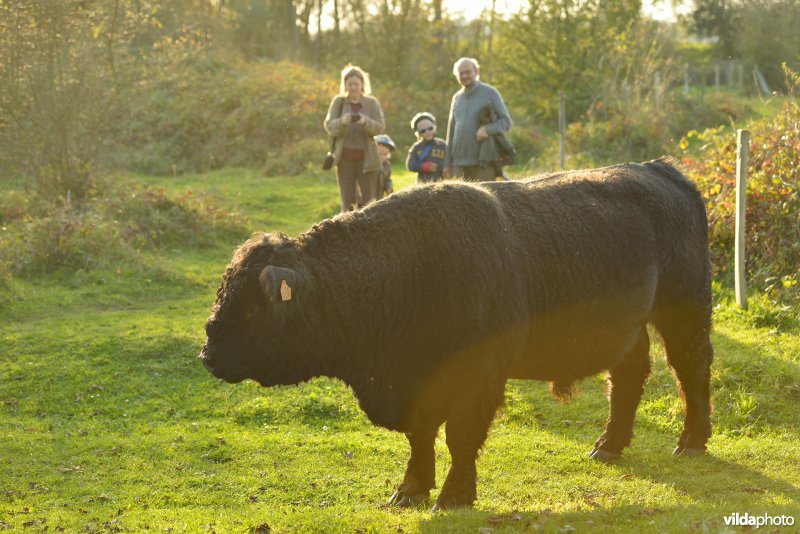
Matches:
[564,91,753,166]
[681,94,799,304]
[0,177,245,278]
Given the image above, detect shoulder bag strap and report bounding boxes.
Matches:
[329,97,345,151]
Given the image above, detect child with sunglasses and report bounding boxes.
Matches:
[406,112,447,183]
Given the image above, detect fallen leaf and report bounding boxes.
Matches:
[58,466,83,473]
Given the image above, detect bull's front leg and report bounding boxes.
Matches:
[434,381,505,510]
[389,430,437,507]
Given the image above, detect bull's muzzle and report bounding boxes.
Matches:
[198,345,216,373]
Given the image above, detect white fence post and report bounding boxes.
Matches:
[735,129,749,310]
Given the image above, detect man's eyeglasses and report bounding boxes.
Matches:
[417,126,435,134]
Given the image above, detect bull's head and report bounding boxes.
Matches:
[199,236,305,386]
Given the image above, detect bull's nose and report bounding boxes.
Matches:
[198,346,215,370]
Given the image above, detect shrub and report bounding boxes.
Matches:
[0,177,246,278]
[0,259,13,307]
[0,198,123,275]
[563,91,753,167]
[565,104,670,166]
[669,91,753,135]
[114,56,337,175]
[681,96,799,304]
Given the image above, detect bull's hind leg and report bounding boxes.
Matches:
[434,381,505,510]
[389,430,437,506]
[655,308,713,455]
[590,327,651,462]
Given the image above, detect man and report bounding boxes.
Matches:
[443,57,512,182]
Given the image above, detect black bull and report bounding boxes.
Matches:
[199,158,714,510]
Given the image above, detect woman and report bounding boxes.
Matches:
[324,65,385,212]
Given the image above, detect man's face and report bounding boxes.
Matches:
[457,61,478,89]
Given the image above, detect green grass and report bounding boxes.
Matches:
[1,168,799,532]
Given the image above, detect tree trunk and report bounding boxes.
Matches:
[286,0,299,58]
[333,0,341,38]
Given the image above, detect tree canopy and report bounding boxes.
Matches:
[1,0,798,185]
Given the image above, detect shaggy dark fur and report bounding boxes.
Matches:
[200,157,714,510]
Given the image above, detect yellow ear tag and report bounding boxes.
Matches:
[280,279,292,302]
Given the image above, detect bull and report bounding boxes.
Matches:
[199,158,714,510]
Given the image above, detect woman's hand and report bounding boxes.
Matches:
[341,114,366,126]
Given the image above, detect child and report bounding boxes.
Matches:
[406,112,447,183]
[374,134,395,198]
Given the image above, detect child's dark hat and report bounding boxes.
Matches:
[374,134,396,151]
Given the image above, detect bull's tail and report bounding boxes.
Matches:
[549,380,575,402]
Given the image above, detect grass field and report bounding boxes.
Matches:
[2,167,799,532]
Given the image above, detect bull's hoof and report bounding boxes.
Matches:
[589,448,621,463]
[388,489,428,507]
[673,446,706,457]
[433,487,476,511]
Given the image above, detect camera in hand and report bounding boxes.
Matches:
[350,113,361,122]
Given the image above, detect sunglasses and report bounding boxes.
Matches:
[417,126,435,134]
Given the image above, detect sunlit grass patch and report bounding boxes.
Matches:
[1,168,798,531]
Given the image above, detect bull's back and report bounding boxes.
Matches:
[485,161,708,381]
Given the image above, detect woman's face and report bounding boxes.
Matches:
[345,75,363,99]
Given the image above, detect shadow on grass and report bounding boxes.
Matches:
[411,445,799,532]
[417,501,799,533]
[505,325,800,451]
[412,326,800,531]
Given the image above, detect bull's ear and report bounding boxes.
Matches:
[258,266,300,304]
